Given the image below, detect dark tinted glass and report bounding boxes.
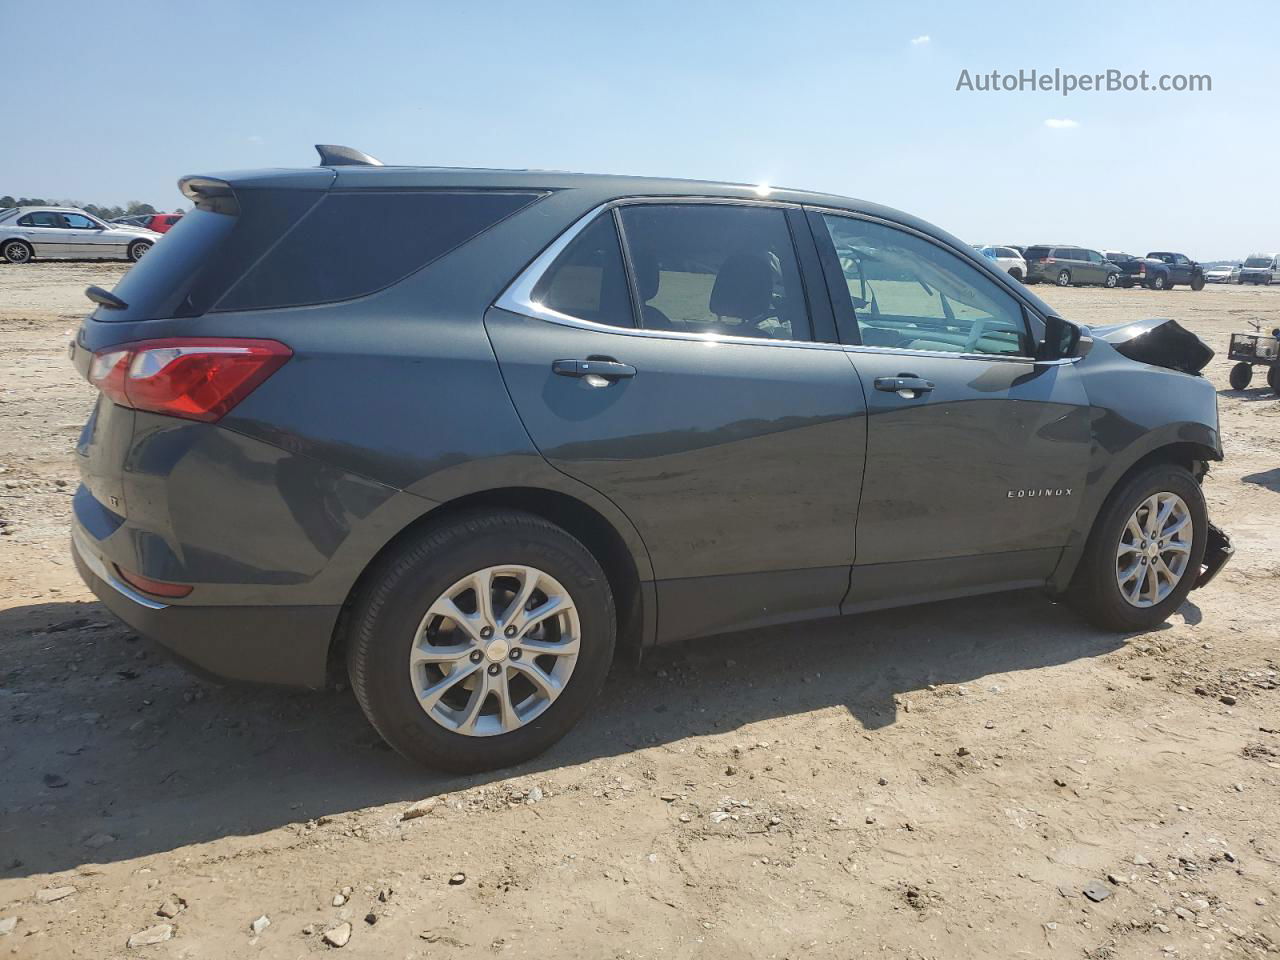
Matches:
[617,204,811,341]
[532,213,634,328]
[1024,246,1051,260]
[218,191,540,312]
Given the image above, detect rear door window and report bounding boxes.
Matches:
[18,212,59,227]
[530,213,635,327]
[615,203,812,341]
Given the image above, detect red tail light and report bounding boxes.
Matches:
[1040,257,1053,264]
[88,338,291,422]
[1138,264,1146,275]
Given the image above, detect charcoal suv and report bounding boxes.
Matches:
[71,146,1232,772]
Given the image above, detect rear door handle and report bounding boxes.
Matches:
[552,359,636,382]
[874,375,935,396]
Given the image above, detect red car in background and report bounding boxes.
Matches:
[110,213,183,233]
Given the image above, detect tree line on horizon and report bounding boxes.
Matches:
[1,195,183,220]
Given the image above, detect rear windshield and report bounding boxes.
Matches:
[1245,257,1272,267]
[99,188,542,321]
[1024,246,1051,260]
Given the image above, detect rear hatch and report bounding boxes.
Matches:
[70,170,334,523]
[1023,246,1053,274]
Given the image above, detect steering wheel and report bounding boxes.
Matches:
[963,317,989,352]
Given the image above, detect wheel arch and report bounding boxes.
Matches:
[1048,436,1219,594]
[328,485,656,679]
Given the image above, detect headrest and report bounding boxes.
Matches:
[709,252,772,320]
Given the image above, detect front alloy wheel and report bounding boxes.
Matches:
[1115,493,1192,607]
[410,565,580,736]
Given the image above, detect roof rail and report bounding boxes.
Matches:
[314,144,384,167]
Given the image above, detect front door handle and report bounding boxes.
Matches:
[552,358,636,383]
[874,375,935,396]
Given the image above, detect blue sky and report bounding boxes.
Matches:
[4,1,1277,258]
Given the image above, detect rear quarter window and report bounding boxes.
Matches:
[215,190,542,312]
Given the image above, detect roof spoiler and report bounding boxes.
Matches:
[315,144,384,167]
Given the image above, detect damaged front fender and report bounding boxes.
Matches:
[1091,317,1214,375]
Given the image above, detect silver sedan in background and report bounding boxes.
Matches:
[0,206,161,263]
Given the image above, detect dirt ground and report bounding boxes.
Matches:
[1,263,1278,960]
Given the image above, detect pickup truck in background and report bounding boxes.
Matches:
[1103,251,1206,291]
[1240,253,1279,285]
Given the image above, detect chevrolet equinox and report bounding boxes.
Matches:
[70,145,1233,771]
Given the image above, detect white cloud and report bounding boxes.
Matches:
[1043,118,1080,129]
[910,35,930,45]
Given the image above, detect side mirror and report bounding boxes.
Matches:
[1039,315,1091,360]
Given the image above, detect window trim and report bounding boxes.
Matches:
[805,206,1040,362]
[496,196,840,352]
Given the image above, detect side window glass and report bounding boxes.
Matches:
[531,213,635,328]
[19,212,58,227]
[616,204,811,341]
[819,214,1029,357]
[64,214,95,229]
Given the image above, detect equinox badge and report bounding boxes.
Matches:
[1008,488,1073,498]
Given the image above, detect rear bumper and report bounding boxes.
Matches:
[72,524,339,688]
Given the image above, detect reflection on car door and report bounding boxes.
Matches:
[808,210,1092,610]
[488,201,868,642]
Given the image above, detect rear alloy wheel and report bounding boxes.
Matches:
[1228,361,1253,390]
[2,240,32,264]
[1068,463,1207,632]
[346,510,616,772]
[1056,270,1071,286]
[127,240,152,262]
[1104,272,1119,288]
[1268,364,1280,395]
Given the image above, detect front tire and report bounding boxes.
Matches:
[1268,364,1280,395]
[1067,463,1207,632]
[346,510,616,773]
[1190,275,1205,291]
[1056,270,1071,286]
[1229,361,1253,390]
[127,240,152,262]
[2,239,32,264]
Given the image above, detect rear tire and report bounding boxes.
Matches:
[1149,274,1167,290]
[1268,364,1280,395]
[346,510,616,773]
[2,239,32,264]
[1229,362,1253,390]
[1067,463,1207,632]
[1056,270,1071,286]
[127,240,152,262]
[1104,272,1119,288]
[1009,267,1024,282]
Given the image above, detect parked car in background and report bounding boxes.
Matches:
[1024,245,1122,287]
[1240,254,1279,285]
[1205,263,1241,284]
[69,145,1231,772]
[0,207,159,263]
[111,213,183,233]
[1145,252,1206,290]
[1103,251,1204,291]
[977,245,1028,281]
